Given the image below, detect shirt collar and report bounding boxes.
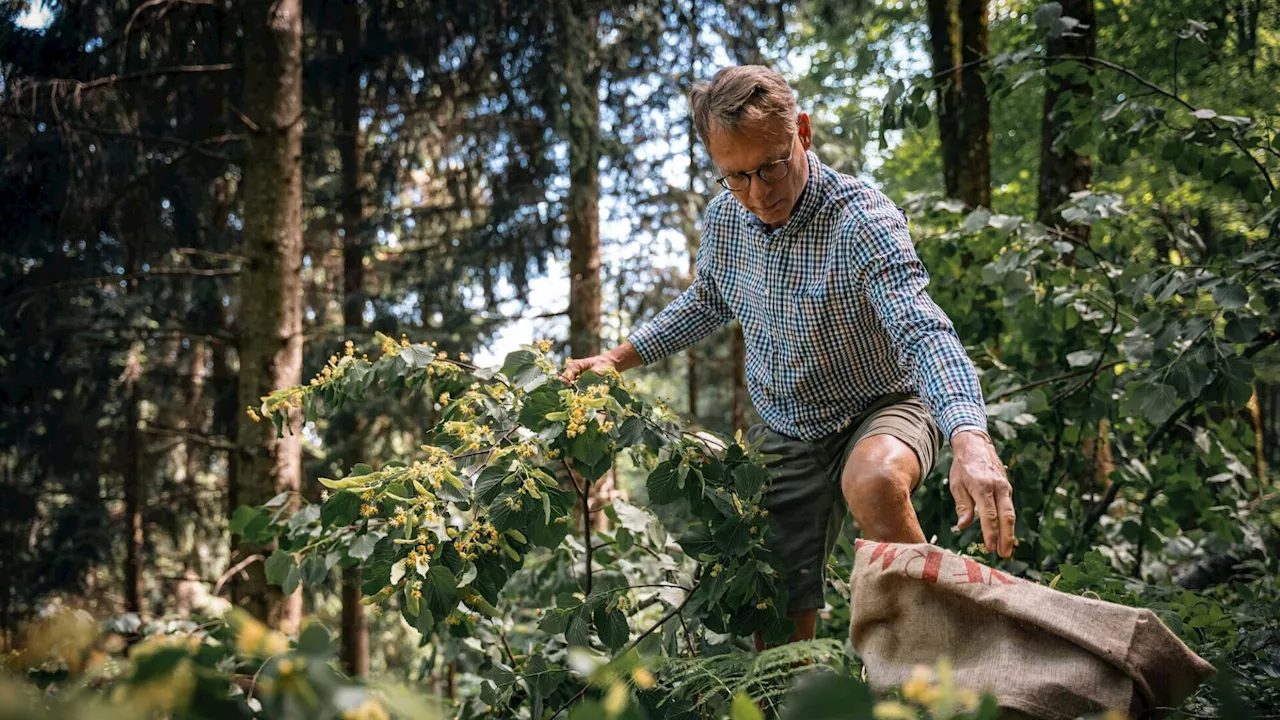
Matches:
[741,150,826,238]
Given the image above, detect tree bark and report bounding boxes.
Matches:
[926,0,962,199]
[566,17,602,362]
[233,0,305,633]
[337,0,369,676]
[958,0,991,209]
[560,2,613,530]
[1248,385,1266,484]
[732,322,747,435]
[123,377,145,614]
[686,0,700,420]
[1037,0,1096,244]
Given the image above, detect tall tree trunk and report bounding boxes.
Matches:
[566,27,602,361]
[732,322,746,435]
[233,0,305,632]
[685,0,700,420]
[926,0,962,199]
[1037,0,1096,244]
[958,0,991,209]
[1249,385,1266,484]
[337,1,369,677]
[561,3,613,530]
[123,371,144,615]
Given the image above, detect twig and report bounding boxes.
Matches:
[499,629,517,666]
[986,361,1122,403]
[212,554,263,597]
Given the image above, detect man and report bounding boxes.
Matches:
[564,65,1014,645]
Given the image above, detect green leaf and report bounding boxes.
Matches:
[296,623,332,656]
[473,464,510,505]
[610,499,652,534]
[349,532,380,560]
[286,504,319,532]
[399,344,436,367]
[301,554,328,586]
[229,506,261,536]
[1066,350,1101,368]
[566,610,591,648]
[264,550,296,587]
[1212,282,1249,309]
[778,673,874,720]
[1139,384,1180,424]
[570,426,608,465]
[594,605,630,651]
[518,385,562,431]
[488,490,525,532]
[678,523,717,558]
[320,491,360,527]
[501,350,537,381]
[646,459,682,504]
[423,564,459,619]
[732,464,769,498]
[713,515,752,556]
[1224,314,1260,343]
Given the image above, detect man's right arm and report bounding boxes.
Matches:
[565,238,733,381]
[626,268,733,366]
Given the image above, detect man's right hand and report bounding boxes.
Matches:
[562,342,642,383]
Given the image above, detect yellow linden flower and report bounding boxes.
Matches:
[603,681,629,716]
[631,667,656,690]
[246,407,261,422]
[536,339,553,353]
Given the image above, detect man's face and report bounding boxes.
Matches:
[708,113,812,229]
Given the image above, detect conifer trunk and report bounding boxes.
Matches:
[233,0,305,632]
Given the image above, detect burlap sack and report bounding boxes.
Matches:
[848,540,1215,719]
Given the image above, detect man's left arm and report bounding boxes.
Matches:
[851,206,1017,558]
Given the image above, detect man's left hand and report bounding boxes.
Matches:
[948,430,1016,558]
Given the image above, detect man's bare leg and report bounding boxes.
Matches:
[840,434,927,544]
[753,434,924,648]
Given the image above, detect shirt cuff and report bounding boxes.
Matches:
[937,401,988,443]
[627,323,666,366]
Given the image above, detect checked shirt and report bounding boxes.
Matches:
[628,150,987,442]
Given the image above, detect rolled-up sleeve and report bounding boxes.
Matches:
[628,229,732,365]
[851,204,987,440]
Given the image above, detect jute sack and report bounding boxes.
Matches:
[848,540,1215,720]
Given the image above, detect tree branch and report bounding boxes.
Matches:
[139,423,236,451]
[3,267,238,305]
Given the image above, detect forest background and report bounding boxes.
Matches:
[2,0,1279,717]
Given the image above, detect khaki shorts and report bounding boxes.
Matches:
[746,393,942,612]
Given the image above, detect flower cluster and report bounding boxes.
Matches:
[442,420,494,452]
[450,519,500,561]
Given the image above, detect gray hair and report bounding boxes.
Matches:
[689,65,798,146]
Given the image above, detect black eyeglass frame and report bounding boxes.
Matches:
[714,143,797,192]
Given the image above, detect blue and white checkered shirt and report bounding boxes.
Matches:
[629,151,987,442]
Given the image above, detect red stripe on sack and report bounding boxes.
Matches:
[867,542,898,571]
[921,551,943,584]
[953,557,987,585]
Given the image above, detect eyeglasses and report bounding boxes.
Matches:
[715,144,795,192]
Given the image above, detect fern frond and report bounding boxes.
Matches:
[654,638,859,715]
